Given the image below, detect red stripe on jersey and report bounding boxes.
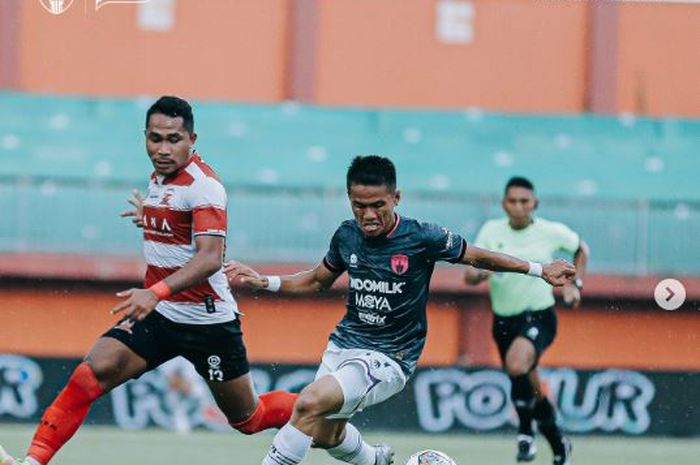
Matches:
[142,206,193,245]
[144,265,222,302]
[193,206,227,234]
[193,155,222,182]
[163,167,195,186]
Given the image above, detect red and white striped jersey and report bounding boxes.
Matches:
[141,154,238,324]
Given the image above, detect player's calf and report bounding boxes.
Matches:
[289,379,342,434]
[26,362,103,465]
[552,437,572,465]
[533,398,571,464]
[230,390,297,435]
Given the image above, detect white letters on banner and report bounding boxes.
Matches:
[0,355,42,418]
[413,368,656,434]
[0,354,661,435]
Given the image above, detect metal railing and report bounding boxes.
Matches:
[1,176,698,275]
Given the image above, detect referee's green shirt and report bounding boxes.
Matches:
[474,217,580,317]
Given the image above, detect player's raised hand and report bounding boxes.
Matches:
[120,189,145,227]
[223,260,268,289]
[541,259,576,287]
[110,288,159,321]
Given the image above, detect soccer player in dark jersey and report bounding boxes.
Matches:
[224,155,576,465]
[0,97,295,465]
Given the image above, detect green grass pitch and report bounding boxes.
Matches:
[1,425,698,465]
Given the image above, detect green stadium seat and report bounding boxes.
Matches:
[0,92,698,274]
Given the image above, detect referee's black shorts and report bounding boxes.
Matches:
[492,307,557,364]
[103,311,249,382]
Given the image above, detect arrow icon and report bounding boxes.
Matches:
[655,279,685,311]
[665,287,675,302]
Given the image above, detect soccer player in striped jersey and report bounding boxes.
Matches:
[224,156,576,465]
[0,96,295,465]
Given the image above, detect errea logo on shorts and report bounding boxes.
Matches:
[526,327,539,340]
[207,355,223,382]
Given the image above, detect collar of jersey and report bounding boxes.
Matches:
[386,213,401,238]
[154,154,198,185]
[508,216,536,232]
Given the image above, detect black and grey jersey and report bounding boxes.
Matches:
[323,214,466,376]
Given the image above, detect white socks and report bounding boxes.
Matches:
[261,422,374,465]
[262,423,313,465]
[327,423,376,465]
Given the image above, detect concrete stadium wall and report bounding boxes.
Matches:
[310,0,588,112]
[1,0,698,115]
[1,284,698,371]
[616,3,700,117]
[12,0,291,101]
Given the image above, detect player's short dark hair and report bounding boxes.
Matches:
[346,155,397,193]
[505,176,535,194]
[146,96,194,134]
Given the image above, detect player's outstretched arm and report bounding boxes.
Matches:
[460,244,576,287]
[463,265,492,286]
[224,260,341,294]
[119,189,145,228]
[112,235,224,320]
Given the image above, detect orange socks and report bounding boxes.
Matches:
[27,363,103,465]
[231,390,297,434]
[27,366,295,462]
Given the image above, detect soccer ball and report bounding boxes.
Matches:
[404,449,458,465]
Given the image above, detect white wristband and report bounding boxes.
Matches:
[265,275,281,292]
[527,262,543,277]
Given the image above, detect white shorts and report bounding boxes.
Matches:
[315,341,407,419]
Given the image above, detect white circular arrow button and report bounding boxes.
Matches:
[654,279,686,311]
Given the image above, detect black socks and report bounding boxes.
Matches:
[534,397,565,456]
[510,374,535,436]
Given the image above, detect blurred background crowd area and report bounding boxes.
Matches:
[0,0,698,376]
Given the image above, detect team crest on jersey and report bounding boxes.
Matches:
[159,191,174,207]
[391,254,409,275]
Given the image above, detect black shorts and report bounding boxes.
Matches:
[103,311,249,382]
[492,307,558,365]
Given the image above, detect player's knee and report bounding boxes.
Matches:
[84,351,137,388]
[504,351,533,377]
[293,387,326,419]
[84,358,120,385]
[505,360,530,377]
